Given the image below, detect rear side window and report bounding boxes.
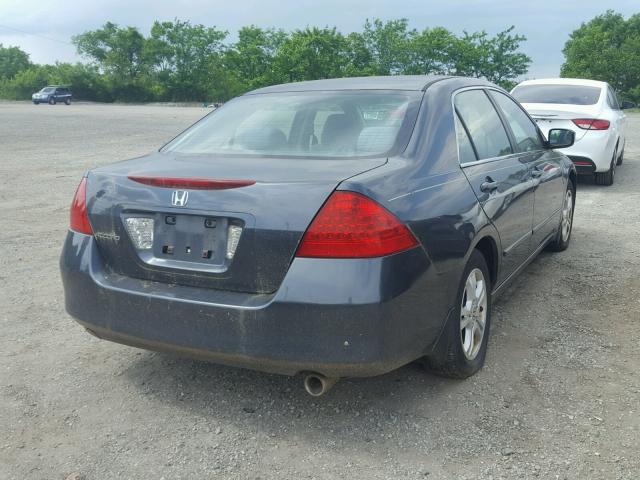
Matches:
[454,90,512,160]
[607,88,620,110]
[489,91,543,153]
[512,84,601,105]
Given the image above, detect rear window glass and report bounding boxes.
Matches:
[162,91,422,159]
[512,84,601,105]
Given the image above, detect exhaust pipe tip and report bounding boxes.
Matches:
[303,373,338,397]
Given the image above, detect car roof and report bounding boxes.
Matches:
[515,78,608,89]
[246,75,458,94]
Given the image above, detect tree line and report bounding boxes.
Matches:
[1,11,638,103]
[0,19,531,102]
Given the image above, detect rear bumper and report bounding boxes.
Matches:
[60,231,453,377]
[568,156,597,174]
[560,130,615,172]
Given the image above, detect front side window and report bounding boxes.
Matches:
[489,91,543,153]
[454,89,513,160]
[512,84,602,106]
[162,91,422,159]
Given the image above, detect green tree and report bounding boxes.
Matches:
[73,22,148,79]
[361,18,412,75]
[405,27,457,75]
[561,10,640,101]
[0,44,32,79]
[449,27,530,88]
[73,22,151,101]
[147,19,228,101]
[273,27,350,82]
[224,26,288,90]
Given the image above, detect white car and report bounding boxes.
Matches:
[512,78,631,186]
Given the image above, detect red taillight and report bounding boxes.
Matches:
[572,118,610,130]
[127,176,255,190]
[70,177,93,235]
[295,191,419,258]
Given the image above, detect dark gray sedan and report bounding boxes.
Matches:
[60,76,577,396]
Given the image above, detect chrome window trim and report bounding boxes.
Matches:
[452,86,547,168]
[452,86,515,167]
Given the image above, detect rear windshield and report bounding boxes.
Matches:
[512,84,602,105]
[161,90,422,159]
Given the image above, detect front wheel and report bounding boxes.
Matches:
[548,182,575,252]
[33,101,39,105]
[49,97,56,105]
[424,250,492,378]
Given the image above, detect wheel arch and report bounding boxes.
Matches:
[568,168,577,193]
[471,234,499,289]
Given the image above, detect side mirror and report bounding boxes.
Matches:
[621,100,636,110]
[547,129,575,149]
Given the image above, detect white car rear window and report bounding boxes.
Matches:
[512,85,601,105]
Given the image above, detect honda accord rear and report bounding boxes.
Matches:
[60,76,577,389]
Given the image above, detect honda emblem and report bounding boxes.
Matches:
[171,190,189,207]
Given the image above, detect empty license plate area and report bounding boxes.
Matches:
[154,214,228,266]
[121,210,240,273]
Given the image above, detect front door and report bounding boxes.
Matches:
[487,90,566,248]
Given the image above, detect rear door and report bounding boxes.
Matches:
[488,90,565,248]
[454,88,535,283]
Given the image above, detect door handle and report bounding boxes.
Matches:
[480,178,499,193]
[531,170,543,178]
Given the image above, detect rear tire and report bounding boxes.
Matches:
[616,146,624,166]
[548,181,575,252]
[424,250,491,379]
[595,149,616,186]
[65,98,71,105]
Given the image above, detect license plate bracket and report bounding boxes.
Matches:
[153,214,228,266]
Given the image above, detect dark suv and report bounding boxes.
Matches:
[32,86,72,105]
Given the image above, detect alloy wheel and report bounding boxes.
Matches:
[460,268,487,360]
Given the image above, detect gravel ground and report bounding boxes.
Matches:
[1,102,639,480]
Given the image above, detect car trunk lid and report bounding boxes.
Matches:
[86,152,386,294]
[521,102,603,142]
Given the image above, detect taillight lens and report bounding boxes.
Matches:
[70,177,93,235]
[295,191,419,258]
[572,118,610,130]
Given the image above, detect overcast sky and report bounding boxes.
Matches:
[0,0,638,78]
